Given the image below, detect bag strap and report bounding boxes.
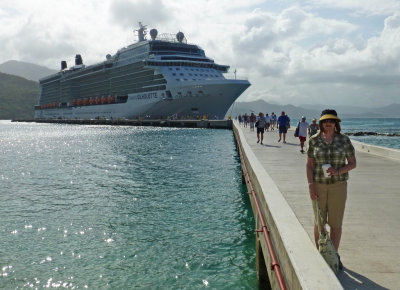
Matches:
[315,198,326,235]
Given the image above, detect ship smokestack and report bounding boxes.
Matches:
[150,29,158,40]
[61,60,67,70]
[176,32,185,43]
[75,54,83,65]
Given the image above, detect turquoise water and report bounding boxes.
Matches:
[341,118,400,134]
[291,118,400,150]
[341,118,400,150]
[0,121,257,289]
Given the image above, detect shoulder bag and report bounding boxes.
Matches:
[294,122,300,137]
[316,199,339,274]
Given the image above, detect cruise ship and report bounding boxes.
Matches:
[34,23,250,120]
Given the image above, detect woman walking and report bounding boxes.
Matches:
[249,112,256,131]
[306,109,357,270]
[309,118,319,136]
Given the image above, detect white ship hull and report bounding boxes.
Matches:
[34,79,249,120]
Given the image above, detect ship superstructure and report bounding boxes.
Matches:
[34,23,250,120]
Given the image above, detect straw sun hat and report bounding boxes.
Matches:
[319,109,341,122]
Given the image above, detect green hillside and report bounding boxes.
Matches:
[0,60,57,82]
[0,72,39,120]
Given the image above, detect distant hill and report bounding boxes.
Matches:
[299,103,400,117]
[229,100,324,120]
[229,100,400,119]
[0,60,57,82]
[372,103,400,117]
[0,72,39,119]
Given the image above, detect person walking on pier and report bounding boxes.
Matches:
[306,109,357,270]
[270,112,276,130]
[277,111,290,143]
[256,112,267,144]
[265,113,271,131]
[298,116,310,153]
[309,118,319,136]
[243,113,249,128]
[249,112,256,131]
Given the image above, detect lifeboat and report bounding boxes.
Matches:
[108,95,115,103]
[89,98,96,105]
[96,97,102,104]
[101,96,108,104]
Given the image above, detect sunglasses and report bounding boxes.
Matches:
[322,119,336,124]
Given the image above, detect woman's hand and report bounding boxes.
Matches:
[306,157,317,200]
[327,156,357,177]
[309,184,318,200]
[327,166,340,176]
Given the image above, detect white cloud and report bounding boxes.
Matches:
[232,7,357,77]
[110,0,170,28]
[308,0,400,16]
[229,5,400,106]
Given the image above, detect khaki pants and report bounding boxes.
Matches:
[312,181,347,228]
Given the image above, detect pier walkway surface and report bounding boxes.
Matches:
[236,122,400,289]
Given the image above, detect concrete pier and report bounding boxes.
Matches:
[234,121,400,289]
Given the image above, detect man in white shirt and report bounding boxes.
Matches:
[298,116,310,153]
[265,113,271,131]
[270,113,276,130]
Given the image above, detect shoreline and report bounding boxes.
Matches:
[350,139,400,161]
[344,132,400,136]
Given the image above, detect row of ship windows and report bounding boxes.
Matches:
[168,67,214,72]
[172,72,220,77]
[168,67,221,82]
[176,78,216,82]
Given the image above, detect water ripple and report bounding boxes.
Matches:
[0,121,257,289]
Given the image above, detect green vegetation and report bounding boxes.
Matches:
[0,72,39,120]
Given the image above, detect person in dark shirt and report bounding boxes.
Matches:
[277,111,290,143]
[256,112,266,144]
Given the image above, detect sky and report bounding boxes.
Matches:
[1,0,400,108]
